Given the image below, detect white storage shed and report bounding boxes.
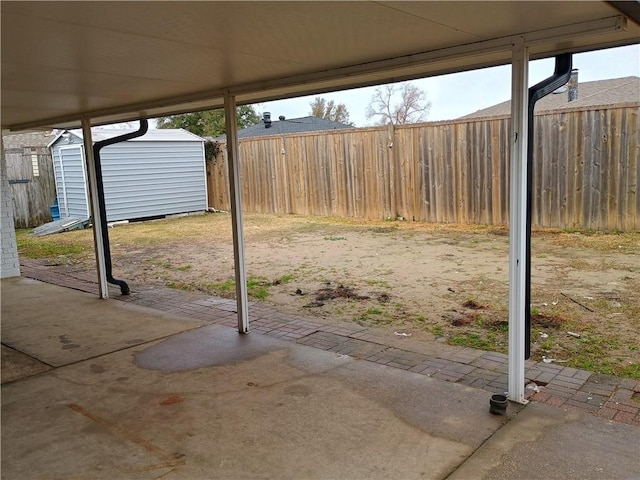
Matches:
[48,128,207,222]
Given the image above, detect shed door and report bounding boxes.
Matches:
[56,146,89,218]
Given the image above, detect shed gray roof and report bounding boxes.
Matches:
[461,76,639,119]
[215,116,353,141]
[48,128,204,147]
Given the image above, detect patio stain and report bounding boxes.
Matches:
[160,395,184,405]
[59,334,80,350]
[134,325,287,372]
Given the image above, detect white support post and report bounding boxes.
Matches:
[508,36,529,404]
[81,118,109,299]
[224,93,250,333]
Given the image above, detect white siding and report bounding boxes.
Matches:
[100,141,206,221]
[50,130,206,223]
[56,146,89,218]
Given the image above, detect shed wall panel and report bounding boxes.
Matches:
[50,133,206,223]
[99,141,206,222]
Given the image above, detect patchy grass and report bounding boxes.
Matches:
[431,324,445,337]
[246,278,269,300]
[145,257,173,269]
[449,333,493,350]
[273,274,295,285]
[16,229,89,259]
[365,278,391,288]
[354,307,393,326]
[539,228,640,254]
[167,276,272,300]
[568,339,640,379]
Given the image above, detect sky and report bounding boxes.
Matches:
[256,44,639,127]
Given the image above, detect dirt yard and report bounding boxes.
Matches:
[17,212,640,378]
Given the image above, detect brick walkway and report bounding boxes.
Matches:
[18,258,640,427]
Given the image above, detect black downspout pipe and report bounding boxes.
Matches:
[525,54,572,359]
[92,119,149,295]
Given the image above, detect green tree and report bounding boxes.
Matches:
[309,97,354,126]
[366,82,431,125]
[156,105,260,137]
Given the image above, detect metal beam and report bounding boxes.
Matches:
[607,2,640,26]
[224,93,249,334]
[508,36,529,404]
[81,117,108,299]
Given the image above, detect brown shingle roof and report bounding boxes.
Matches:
[2,130,55,149]
[460,76,639,119]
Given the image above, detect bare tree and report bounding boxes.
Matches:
[309,97,354,125]
[366,82,431,125]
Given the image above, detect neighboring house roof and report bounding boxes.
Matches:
[214,116,354,141]
[461,76,639,119]
[2,130,55,149]
[47,128,203,147]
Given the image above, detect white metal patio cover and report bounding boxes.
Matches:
[2,1,639,403]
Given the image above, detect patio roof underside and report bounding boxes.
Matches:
[2,1,639,132]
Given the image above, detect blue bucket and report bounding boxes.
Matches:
[50,200,60,221]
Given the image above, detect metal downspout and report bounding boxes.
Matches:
[92,119,149,295]
[525,54,572,358]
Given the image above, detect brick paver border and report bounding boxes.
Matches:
[17,258,640,427]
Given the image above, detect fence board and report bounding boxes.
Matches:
[5,147,56,228]
[627,108,639,229]
[208,105,639,231]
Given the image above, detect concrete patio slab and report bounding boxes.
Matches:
[1,344,52,384]
[2,329,508,479]
[449,401,640,480]
[1,278,508,479]
[2,278,639,479]
[1,278,206,367]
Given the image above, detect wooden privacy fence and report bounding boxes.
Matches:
[4,146,56,228]
[208,105,639,230]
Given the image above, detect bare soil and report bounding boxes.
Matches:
[22,212,640,378]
